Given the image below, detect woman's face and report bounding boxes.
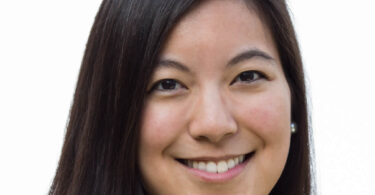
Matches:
[139,0,291,194]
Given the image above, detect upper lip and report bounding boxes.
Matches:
[176,152,253,162]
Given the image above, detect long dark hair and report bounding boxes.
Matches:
[49,0,315,194]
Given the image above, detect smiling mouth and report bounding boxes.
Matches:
[176,152,255,174]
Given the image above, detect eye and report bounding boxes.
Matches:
[150,79,186,93]
[231,70,265,85]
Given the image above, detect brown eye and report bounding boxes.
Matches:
[231,71,265,84]
[151,79,185,92]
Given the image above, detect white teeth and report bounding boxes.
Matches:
[186,155,246,173]
[227,159,235,169]
[198,162,206,170]
[217,161,228,173]
[193,161,199,169]
[239,155,244,163]
[206,162,217,173]
[234,157,239,165]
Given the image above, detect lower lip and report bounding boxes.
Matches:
[184,158,251,183]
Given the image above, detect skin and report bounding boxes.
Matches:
[139,0,291,194]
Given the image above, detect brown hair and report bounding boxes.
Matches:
[49,0,315,194]
[247,1,315,194]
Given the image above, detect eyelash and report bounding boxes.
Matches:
[149,70,266,93]
[149,79,186,93]
[230,70,266,85]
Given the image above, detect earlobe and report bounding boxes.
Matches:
[291,122,297,134]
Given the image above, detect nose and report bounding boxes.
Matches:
[188,88,238,143]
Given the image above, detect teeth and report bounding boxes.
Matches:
[234,157,239,165]
[217,161,228,173]
[194,160,198,169]
[227,159,235,169]
[198,162,206,170]
[239,155,244,163]
[206,162,217,173]
[188,160,193,168]
[193,161,199,169]
[186,155,246,173]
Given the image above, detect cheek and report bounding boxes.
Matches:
[140,101,187,153]
[236,88,291,144]
[235,88,291,189]
[139,101,190,194]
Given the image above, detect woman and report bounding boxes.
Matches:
[50,0,314,194]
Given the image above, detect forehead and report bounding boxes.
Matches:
[160,0,279,67]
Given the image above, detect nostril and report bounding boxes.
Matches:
[193,131,235,143]
[190,134,211,142]
[188,98,238,143]
[188,116,237,141]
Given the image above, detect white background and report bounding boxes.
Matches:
[0,0,374,194]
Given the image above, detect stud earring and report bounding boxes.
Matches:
[291,122,297,134]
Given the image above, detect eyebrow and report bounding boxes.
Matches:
[157,48,274,72]
[227,48,274,67]
[157,59,191,73]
